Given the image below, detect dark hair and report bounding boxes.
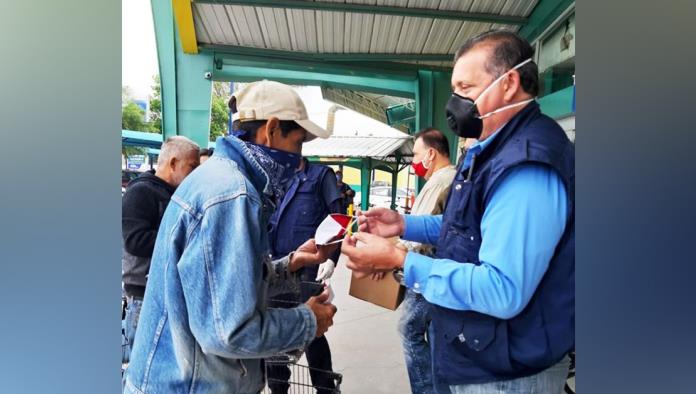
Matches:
[230,119,300,142]
[454,30,538,96]
[414,128,450,158]
[199,148,214,157]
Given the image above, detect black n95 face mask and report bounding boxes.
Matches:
[445,58,535,139]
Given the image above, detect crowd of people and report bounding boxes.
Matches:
[121,29,574,394]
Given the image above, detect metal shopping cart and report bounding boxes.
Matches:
[263,285,342,394]
[263,352,342,394]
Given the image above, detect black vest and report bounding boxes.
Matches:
[432,102,575,384]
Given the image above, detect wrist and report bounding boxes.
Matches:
[393,247,407,269]
[288,252,303,272]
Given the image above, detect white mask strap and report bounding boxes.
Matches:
[478,98,535,119]
[474,58,533,106]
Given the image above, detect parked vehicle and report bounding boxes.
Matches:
[121,170,140,189]
[354,186,410,213]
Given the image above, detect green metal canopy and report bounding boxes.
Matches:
[150,0,575,207]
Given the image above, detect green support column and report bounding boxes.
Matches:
[175,48,213,147]
[415,69,455,191]
[360,157,372,211]
[152,0,213,147]
[151,0,177,138]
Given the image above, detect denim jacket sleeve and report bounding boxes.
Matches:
[176,193,317,358]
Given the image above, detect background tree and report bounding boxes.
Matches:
[148,75,162,133]
[209,82,231,140]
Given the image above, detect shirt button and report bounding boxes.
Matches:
[458,333,466,343]
[470,236,474,241]
[414,283,420,289]
[455,184,462,191]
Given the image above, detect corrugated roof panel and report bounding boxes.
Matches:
[344,13,375,53]
[191,0,540,57]
[421,19,462,54]
[255,7,292,50]
[191,6,212,44]
[213,5,240,45]
[302,136,412,160]
[437,0,476,12]
[369,15,404,53]
[286,9,318,52]
[226,5,266,48]
[396,16,433,53]
[194,4,227,44]
[315,10,346,53]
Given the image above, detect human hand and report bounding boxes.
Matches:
[290,239,339,272]
[341,232,406,277]
[305,290,337,337]
[370,272,386,281]
[357,207,404,237]
[315,259,336,281]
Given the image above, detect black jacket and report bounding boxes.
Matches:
[121,172,175,297]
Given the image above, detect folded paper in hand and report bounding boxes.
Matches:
[315,214,354,245]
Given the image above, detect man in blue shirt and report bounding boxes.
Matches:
[266,158,343,394]
[342,30,574,393]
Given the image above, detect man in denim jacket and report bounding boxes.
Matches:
[124,81,338,394]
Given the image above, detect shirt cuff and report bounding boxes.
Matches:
[402,215,421,241]
[403,251,434,293]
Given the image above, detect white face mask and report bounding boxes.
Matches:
[474,58,535,120]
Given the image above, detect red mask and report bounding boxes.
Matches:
[411,152,432,178]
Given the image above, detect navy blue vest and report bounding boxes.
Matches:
[269,163,332,277]
[431,102,575,384]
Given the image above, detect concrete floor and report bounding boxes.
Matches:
[319,256,411,393]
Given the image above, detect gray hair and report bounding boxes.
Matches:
[157,136,200,166]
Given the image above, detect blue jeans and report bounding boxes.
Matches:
[122,297,143,365]
[400,290,449,394]
[449,355,571,394]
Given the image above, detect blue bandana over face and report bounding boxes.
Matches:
[244,142,301,200]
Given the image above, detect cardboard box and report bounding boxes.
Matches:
[349,271,406,310]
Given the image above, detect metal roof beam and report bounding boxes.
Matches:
[194,0,527,24]
[212,65,416,98]
[519,0,574,42]
[201,43,452,62]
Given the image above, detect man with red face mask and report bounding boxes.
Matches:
[400,127,456,394]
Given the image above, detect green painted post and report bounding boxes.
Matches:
[360,157,372,211]
[175,51,213,147]
[151,0,177,139]
[415,69,454,191]
[415,71,433,193]
[152,0,213,147]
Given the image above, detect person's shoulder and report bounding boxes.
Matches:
[173,157,259,211]
[433,165,457,184]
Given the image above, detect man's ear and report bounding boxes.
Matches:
[168,156,178,171]
[266,117,280,135]
[263,117,280,145]
[503,71,522,102]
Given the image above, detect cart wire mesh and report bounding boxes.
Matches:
[263,353,342,394]
[263,286,341,393]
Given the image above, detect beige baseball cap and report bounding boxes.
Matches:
[228,80,330,141]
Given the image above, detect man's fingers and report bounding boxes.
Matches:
[314,290,330,304]
[351,231,373,243]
